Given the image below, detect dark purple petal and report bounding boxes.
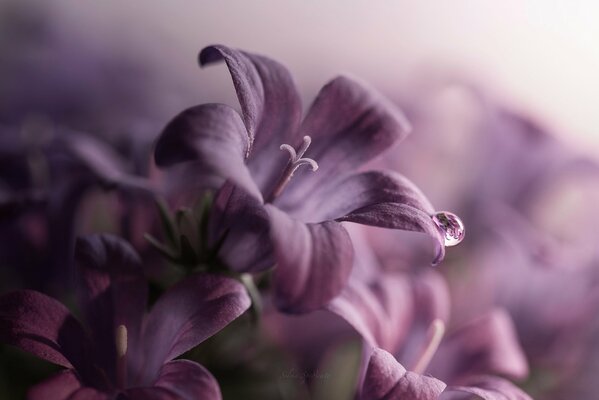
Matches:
[123,387,179,400]
[328,273,414,352]
[28,370,81,400]
[0,290,91,370]
[65,388,111,400]
[208,182,273,273]
[75,234,148,387]
[279,170,444,263]
[266,205,353,313]
[443,376,533,400]
[154,360,221,400]
[134,274,250,385]
[362,348,446,400]
[199,45,302,193]
[430,309,529,382]
[154,104,261,200]
[277,75,411,204]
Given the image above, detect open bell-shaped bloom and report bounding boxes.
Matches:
[325,230,530,399]
[154,44,447,313]
[0,234,250,400]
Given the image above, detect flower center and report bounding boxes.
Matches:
[266,135,319,202]
[411,319,445,374]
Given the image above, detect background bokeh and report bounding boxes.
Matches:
[2,0,599,156]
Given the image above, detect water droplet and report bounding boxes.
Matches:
[432,211,465,247]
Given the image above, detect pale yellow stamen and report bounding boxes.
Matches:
[412,319,445,374]
[115,324,128,358]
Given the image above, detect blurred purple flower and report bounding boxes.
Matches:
[325,230,530,399]
[0,234,250,400]
[154,44,447,313]
[0,126,155,291]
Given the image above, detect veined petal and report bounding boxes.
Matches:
[154,103,261,200]
[154,360,221,400]
[135,274,250,385]
[430,309,529,382]
[362,348,446,400]
[0,290,91,371]
[28,370,81,400]
[208,182,273,273]
[442,376,533,400]
[199,45,302,193]
[294,170,444,264]
[75,234,148,386]
[277,75,411,203]
[266,205,353,313]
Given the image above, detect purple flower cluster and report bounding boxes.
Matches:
[1,44,597,400]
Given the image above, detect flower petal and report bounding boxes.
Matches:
[362,348,446,400]
[65,388,111,400]
[430,309,529,382]
[199,45,302,193]
[328,272,414,352]
[154,103,261,200]
[135,274,251,385]
[64,132,154,193]
[297,171,444,264]
[154,360,221,400]
[443,376,533,400]
[266,205,354,313]
[0,290,91,371]
[28,370,81,400]
[75,234,148,386]
[208,182,273,273]
[277,75,410,203]
[123,387,179,400]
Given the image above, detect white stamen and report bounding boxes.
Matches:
[267,135,319,202]
[295,158,319,171]
[279,144,297,160]
[115,324,128,358]
[412,319,445,374]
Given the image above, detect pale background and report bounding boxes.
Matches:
[4,0,599,158]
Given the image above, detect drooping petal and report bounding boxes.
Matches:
[266,205,354,313]
[328,273,414,353]
[28,370,81,400]
[134,274,251,385]
[277,75,411,204]
[280,170,445,265]
[75,234,148,386]
[442,376,533,400]
[199,45,302,193]
[0,290,92,372]
[154,360,221,400]
[154,104,261,200]
[430,309,529,383]
[362,348,446,400]
[208,182,273,273]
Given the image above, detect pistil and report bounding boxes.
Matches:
[115,324,128,388]
[267,136,319,202]
[411,319,445,374]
